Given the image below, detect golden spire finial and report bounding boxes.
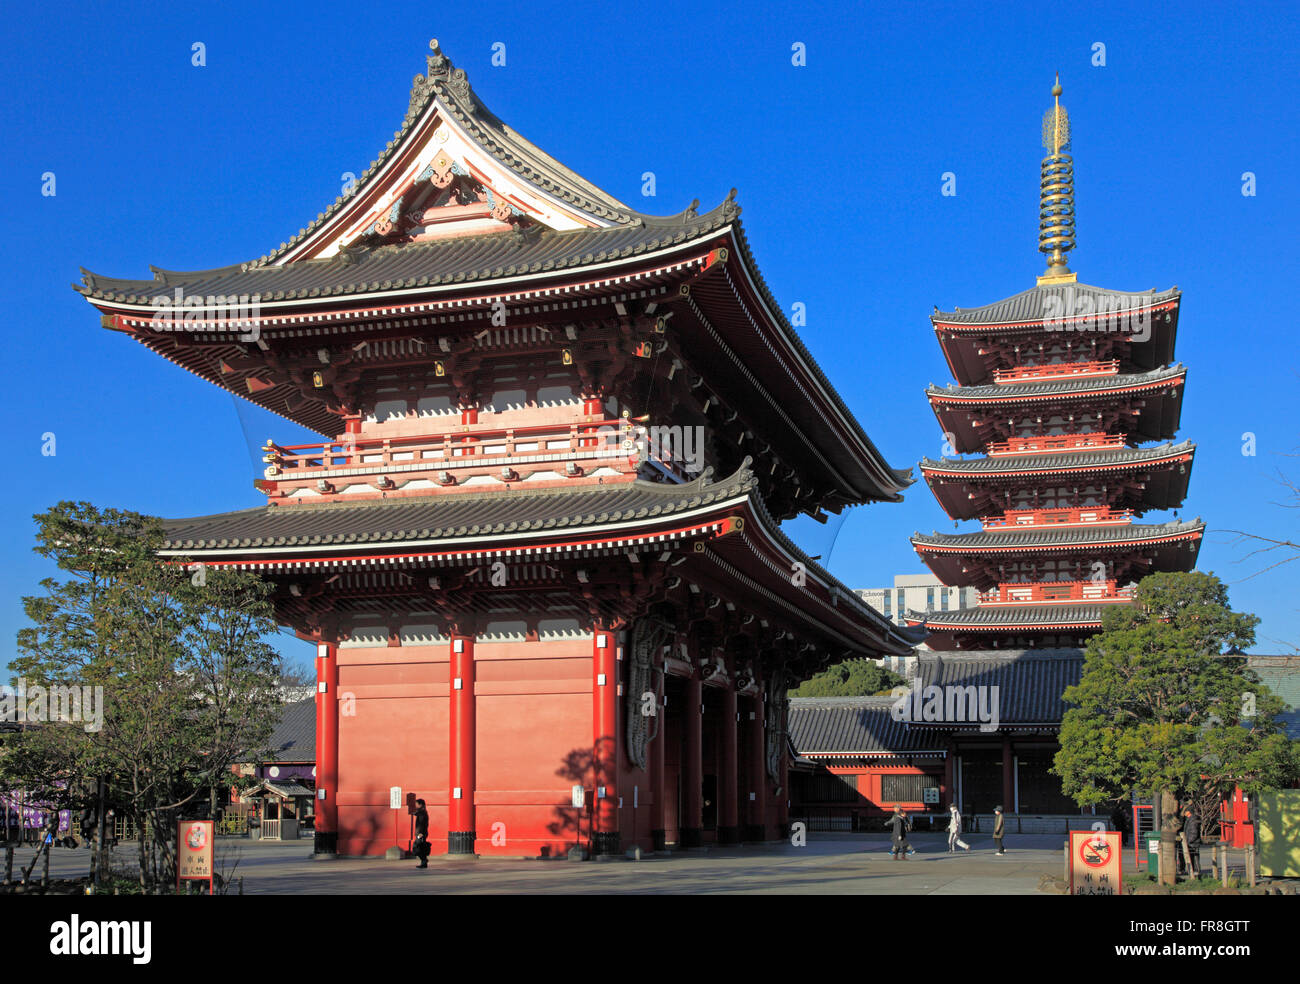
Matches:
[1037,73,1077,284]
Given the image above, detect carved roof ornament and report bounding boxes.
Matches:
[407,38,467,124]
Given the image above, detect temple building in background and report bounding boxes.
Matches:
[908,78,1203,651]
[74,39,916,858]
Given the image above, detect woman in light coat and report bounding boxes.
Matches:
[947,803,970,852]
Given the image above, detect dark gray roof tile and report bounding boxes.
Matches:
[934,282,1179,326]
[927,364,1185,402]
[920,440,1195,474]
[912,517,1205,550]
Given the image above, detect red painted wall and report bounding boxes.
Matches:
[334,637,595,857]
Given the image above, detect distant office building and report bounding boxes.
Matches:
[857,574,979,629]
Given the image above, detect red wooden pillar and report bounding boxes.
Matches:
[592,626,619,856]
[448,633,476,855]
[681,676,704,848]
[718,688,740,844]
[1001,736,1014,815]
[777,724,790,838]
[314,640,339,854]
[649,678,667,852]
[745,693,767,841]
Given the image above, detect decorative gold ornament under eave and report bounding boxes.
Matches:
[1037,73,1078,286]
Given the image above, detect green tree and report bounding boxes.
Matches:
[1052,571,1299,885]
[3,501,285,890]
[789,659,904,697]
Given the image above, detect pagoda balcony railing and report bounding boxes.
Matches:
[982,506,1134,531]
[258,416,658,491]
[992,359,1119,385]
[977,580,1135,606]
[985,432,1127,456]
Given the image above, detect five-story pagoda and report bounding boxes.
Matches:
[908,77,1203,650]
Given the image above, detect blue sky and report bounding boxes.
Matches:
[2,0,1297,674]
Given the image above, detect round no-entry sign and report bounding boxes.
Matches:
[1079,836,1111,867]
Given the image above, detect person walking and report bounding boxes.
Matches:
[413,798,430,869]
[887,805,915,860]
[947,804,970,852]
[992,805,1007,855]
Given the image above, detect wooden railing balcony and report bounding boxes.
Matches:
[992,359,1119,385]
[985,432,1127,456]
[982,506,1134,531]
[978,580,1135,605]
[262,417,625,476]
[256,416,661,498]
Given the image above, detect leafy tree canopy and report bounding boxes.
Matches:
[789,658,904,698]
[1053,571,1298,811]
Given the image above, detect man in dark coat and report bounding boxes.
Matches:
[1180,804,1200,876]
[992,805,1006,855]
[886,805,914,860]
[413,798,430,869]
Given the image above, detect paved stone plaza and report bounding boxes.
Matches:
[16,833,1096,894]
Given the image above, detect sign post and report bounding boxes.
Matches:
[390,786,403,853]
[177,820,214,895]
[1068,829,1122,896]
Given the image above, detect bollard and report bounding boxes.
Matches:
[1246,844,1256,887]
[1063,840,1069,883]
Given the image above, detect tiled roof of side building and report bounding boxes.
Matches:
[919,440,1195,474]
[926,364,1186,402]
[788,650,1086,754]
[262,698,316,763]
[788,697,949,755]
[911,517,1205,550]
[933,282,1180,326]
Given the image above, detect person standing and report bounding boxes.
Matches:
[1181,804,1200,877]
[413,798,430,869]
[947,804,970,852]
[887,805,914,860]
[992,805,1006,855]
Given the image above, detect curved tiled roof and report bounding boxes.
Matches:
[907,605,1112,628]
[926,364,1185,403]
[160,467,758,553]
[933,282,1180,326]
[76,206,735,306]
[911,517,1205,551]
[919,440,1195,475]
